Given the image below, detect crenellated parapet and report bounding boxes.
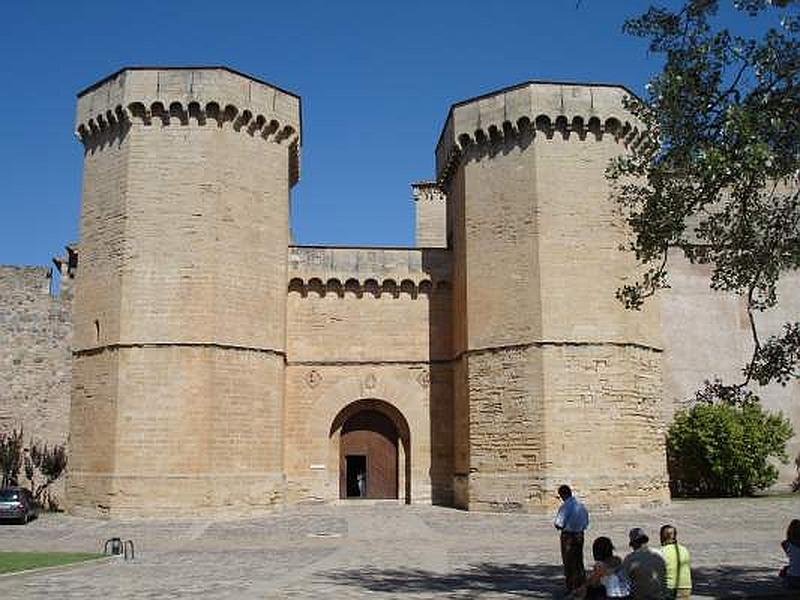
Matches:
[288,246,451,299]
[412,181,446,204]
[435,81,650,187]
[75,67,302,185]
[288,276,450,299]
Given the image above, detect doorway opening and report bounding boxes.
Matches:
[338,408,399,499]
[331,399,411,503]
[345,455,367,498]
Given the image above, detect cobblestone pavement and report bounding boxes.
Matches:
[0,496,796,599]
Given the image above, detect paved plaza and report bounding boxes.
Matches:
[0,496,796,599]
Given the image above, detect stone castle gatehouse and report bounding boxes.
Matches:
[1,67,797,518]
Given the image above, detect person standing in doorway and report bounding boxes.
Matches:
[356,470,366,498]
[554,484,589,593]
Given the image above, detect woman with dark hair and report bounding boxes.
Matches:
[780,519,800,590]
[572,536,631,599]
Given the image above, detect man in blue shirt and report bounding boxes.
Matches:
[554,484,590,592]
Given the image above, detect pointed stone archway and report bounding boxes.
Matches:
[330,399,411,503]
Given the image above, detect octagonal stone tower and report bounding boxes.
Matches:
[68,67,300,517]
[438,82,669,512]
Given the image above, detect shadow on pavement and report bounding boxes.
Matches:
[693,565,793,598]
[322,562,794,598]
[321,562,564,597]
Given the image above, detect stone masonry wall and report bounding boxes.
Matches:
[540,344,668,510]
[285,246,453,504]
[0,266,72,446]
[440,82,669,512]
[412,181,448,248]
[3,70,795,519]
[68,68,300,517]
[663,254,800,487]
[0,265,72,506]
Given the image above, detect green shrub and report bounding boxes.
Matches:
[0,428,68,510]
[667,400,794,497]
[0,429,24,488]
[24,441,68,510]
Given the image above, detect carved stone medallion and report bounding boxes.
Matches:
[306,369,322,388]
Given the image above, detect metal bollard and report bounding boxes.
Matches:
[104,537,123,556]
[103,537,135,560]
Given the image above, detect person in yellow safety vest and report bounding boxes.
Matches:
[659,525,692,600]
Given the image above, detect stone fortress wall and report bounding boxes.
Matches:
[0,67,796,517]
[285,246,452,505]
[67,68,300,517]
[0,249,75,445]
[437,83,668,512]
[0,252,75,504]
[663,257,800,482]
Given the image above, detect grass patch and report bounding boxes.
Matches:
[0,552,105,574]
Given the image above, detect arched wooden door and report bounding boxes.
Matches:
[339,409,398,499]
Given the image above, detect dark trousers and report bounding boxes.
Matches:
[560,530,586,591]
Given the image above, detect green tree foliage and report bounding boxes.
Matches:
[609,0,800,399]
[668,399,794,496]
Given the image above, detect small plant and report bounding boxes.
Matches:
[24,442,68,509]
[667,399,794,497]
[0,427,68,510]
[0,429,24,488]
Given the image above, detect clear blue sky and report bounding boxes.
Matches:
[0,1,697,265]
